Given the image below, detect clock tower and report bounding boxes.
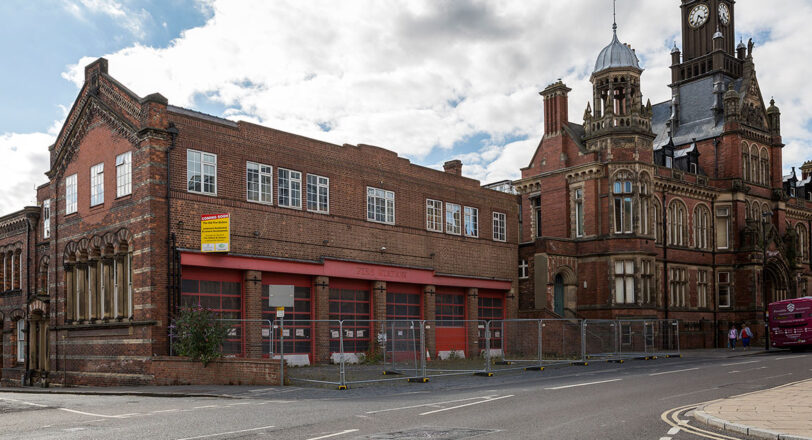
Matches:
[671,0,743,85]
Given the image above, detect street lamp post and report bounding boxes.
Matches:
[762,210,773,351]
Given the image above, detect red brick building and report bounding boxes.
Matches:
[514,1,811,348]
[1,60,517,386]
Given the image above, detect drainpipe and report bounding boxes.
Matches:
[24,217,31,385]
[662,188,669,320]
[166,122,179,354]
[711,198,718,348]
[713,137,720,179]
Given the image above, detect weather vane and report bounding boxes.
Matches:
[612,0,618,32]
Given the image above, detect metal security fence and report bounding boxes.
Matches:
[207,318,680,389]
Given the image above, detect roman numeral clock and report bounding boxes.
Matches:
[681,0,736,61]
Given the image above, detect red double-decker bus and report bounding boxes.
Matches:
[768,297,812,350]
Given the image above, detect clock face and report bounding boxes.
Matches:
[718,3,730,25]
[689,4,710,28]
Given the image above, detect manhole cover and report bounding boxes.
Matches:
[363,427,496,439]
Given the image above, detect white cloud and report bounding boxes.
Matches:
[47,0,812,188]
[63,0,152,39]
[0,133,54,214]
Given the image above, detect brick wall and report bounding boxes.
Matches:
[151,356,280,386]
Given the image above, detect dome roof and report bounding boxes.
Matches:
[594,29,640,74]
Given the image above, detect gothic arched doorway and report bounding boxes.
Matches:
[764,262,790,303]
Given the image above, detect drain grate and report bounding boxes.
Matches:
[363,427,496,439]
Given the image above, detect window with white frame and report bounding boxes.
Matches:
[246,162,273,204]
[42,200,50,239]
[426,199,442,232]
[90,163,104,206]
[493,212,506,242]
[694,206,710,249]
[16,321,24,363]
[445,203,461,235]
[519,259,529,279]
[367,187,394,224]
[718,272,731,307]
[464,206,479,237]
[278,168,302,208]
[716,207,730,249]
[668,201,687,246]
[614,260,635,304]
[187,150,217,195]
[306,174,329,213]
[697,269,708,308]
[613,180,633,234]
[65,174,77,214]
[669,267,687,307]
[116,151,132,197]
[574,187,585,237]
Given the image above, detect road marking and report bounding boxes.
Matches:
[660,387,718,400]
[661,405,741,440]
[668,426,681,435]
[152,409,180,413]
[545,379,622,390]
[728,370,740,374]
[306,429,360,440]
[762,373,792,380]
[193,405,219,409]
[419,395,514,416]
[58,408,128,419]
[659,437,671,440]
[774,356,799,360]
[649,367,699,376]
[366,396,492,414]
[174,425,276,440]
[721,360,760,366]
[0,396,47,407]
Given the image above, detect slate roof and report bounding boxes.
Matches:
[652,76,744,149]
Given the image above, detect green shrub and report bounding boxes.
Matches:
[170,306,230,366]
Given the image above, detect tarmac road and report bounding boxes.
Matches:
[0,349,810,440]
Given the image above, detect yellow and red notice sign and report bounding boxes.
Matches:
[200,213,230,252]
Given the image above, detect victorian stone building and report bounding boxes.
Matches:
[514,0,811,347]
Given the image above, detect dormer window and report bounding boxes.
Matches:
[665,157,673,168]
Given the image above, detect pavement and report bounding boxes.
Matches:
[692,370,812,440]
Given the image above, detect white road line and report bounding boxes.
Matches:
[728,370,741,373]
[668,426,681,435]
[0,397,47,407]
[305,429,360,440]
[58,408,127,419]
[174,425,276,440]
[366,396,492,414]
[659,437,671,440]
[721,360,760,366]
[763,373,793,380]
[152,409,180,413]
[419,395,514,416]
[775,356,799,360]
[193,405,219,409]
[649,367,699,376]
[545,379,622,390]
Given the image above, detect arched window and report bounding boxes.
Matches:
[694,205,710,249]
[640,174,651,235]
[668,200,687,246]
[797,224,809,262]
[653,198,663,244]
[613,175,633,234]
[742,147,750,181]
[760,147,769,185]
[750,145,761,183]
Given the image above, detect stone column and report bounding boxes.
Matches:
[466,288,479,357]
[243,270,263,358]
[313,276,330,363]
[423,285,436,359]
[64,264,74,322]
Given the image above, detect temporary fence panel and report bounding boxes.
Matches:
[582,319,620,361]
[650,319,680,356]
[488,319,542,372]
[615,320,650,358]
[425,320,488,376]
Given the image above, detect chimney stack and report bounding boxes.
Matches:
[443,160,463,176]
[540,80,571,137]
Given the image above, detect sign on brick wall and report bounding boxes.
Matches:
[201,213,230,252]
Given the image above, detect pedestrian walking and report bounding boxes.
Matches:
[728,324,738,350]
[740,324,753,350]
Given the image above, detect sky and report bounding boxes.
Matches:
[1,0,810,216]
